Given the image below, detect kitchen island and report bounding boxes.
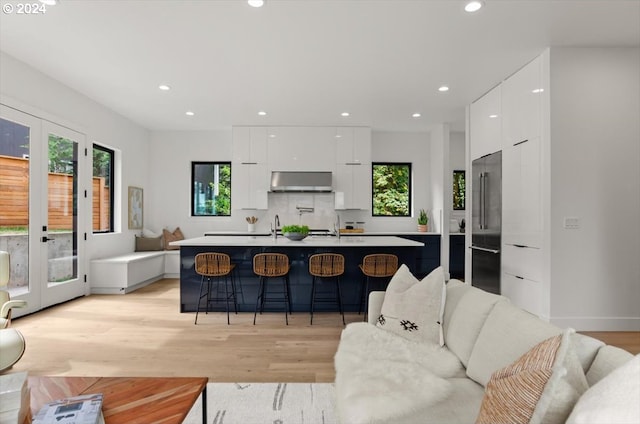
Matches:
[172,236,424,313]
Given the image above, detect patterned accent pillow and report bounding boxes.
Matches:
[375,265,446,345]
[163,227,185,250]
[476,329,588,424]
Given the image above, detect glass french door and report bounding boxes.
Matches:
[0,105,87,314]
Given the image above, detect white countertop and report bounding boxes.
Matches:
[172,235,424,248]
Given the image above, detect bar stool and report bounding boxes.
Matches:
[358,253,398,321]
[253,253,291,325]
[309,253,345,325]
[194,252,237,325]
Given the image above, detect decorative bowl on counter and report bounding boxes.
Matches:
[281,225,309,241]
[283,232,307,241]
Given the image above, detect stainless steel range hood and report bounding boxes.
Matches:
[270,171,333,192]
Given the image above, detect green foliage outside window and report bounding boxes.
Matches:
[48,135,76,174]
[372,163,411,216]
[453,170,466,210]
[192,162,231,216]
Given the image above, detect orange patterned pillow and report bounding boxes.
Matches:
[476,329,588,424]
[163,227,184,250]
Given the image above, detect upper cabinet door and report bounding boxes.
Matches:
[267,127,336,171]
[336,127,371,164]
[233,126,268,163]
[470,85,502,160]
[501,56,543,146]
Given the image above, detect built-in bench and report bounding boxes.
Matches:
[90,250,180,294]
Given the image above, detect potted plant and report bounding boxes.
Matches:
[417,209,428,232]
[281,224,310,241]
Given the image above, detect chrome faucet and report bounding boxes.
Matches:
[272,214,280,239]
[335,214,341,239]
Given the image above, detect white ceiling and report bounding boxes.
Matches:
[1,0,639,133]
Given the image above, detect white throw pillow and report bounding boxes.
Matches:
[566,354,640,424]
[375,265,446,346]
[141,227,159,238]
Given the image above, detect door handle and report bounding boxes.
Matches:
[479,172,485,229]
[42,236,51,242]
[469,246,500,254]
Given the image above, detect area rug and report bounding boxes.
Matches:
[183,382,337,424]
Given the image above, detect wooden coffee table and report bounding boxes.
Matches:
[28,376,208,424]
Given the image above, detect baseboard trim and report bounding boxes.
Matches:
[551,316,640,331]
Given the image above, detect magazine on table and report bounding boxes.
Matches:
[32,393,104,424]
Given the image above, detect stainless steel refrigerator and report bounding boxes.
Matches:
[471,151,502,294]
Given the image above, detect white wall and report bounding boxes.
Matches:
[449,131,466,228]
[365,131,432,232]
[147,130,236,238]
[0,52,150,262]
[549,47,640,330]
[147,129,434,235]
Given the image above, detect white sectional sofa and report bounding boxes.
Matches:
[334,278,637,424]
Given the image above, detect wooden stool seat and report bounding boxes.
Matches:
[194,252,238,325]
[358,253,398,321]
[309,253,345,325]
[253,253,291,325]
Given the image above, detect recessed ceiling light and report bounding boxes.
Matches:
[335,134,342,138]
[248,0,264,7]
[464,1,483,13]
[412,113,421,118]
[258,111,267,116]
[438,86,450,92]
[185,111,195,116]
[341,112,350,117]
[158,84,170,91]
[489,114,498,118]
[268,134,276,138]
[532,88,544,93]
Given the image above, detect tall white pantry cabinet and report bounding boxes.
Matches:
[469,47,640,330]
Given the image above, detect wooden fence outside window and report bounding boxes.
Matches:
[0,155,110,231]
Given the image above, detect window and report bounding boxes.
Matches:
[191,162,231,216]
[92,144,114,233]
[453,170,466,210]
[372,163,411,216]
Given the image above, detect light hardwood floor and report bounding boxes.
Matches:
[9,279,639,382]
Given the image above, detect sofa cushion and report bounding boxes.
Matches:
[375,265,446,345]
[466,301,561,386]
[442,279,471,338]
[444,285,506,367]
[476,329,588,424]
[570,333,604,372]
[567,354,639,424]
[585,344,635,386]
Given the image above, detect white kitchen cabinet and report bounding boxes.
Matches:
[502,137,542,248]
[469,84,502,160]
[501,272,543,317]
[334,127,371,209]
[232,163,269,210]
[233,126,268,164]
[501,56,543,146]
[335,163,370,210]
[336,127,371,164]
[502,244,542,282]
[267,127,336,171]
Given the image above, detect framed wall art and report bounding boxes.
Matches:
[128,186,143,229]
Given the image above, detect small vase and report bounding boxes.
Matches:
[248,223,256,233]
[417,224,427,232]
